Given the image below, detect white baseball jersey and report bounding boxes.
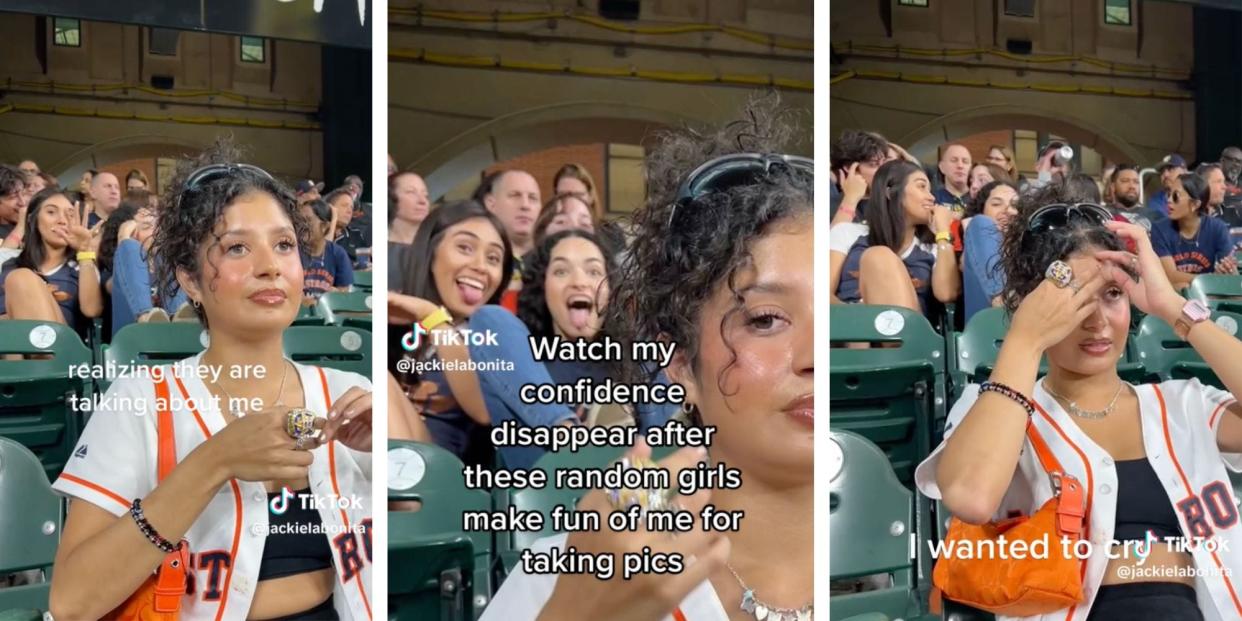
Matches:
[53,353,374,620]
[917,379,1242,621]
[480,534,729,621]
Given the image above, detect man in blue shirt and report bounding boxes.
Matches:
[1146,154,1187,218]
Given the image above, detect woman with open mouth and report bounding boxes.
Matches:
[48,143,374,620]
[482,95,814,621]
[390,199,590,469]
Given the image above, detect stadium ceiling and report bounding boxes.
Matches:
[0,0,370,49]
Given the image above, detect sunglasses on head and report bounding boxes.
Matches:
[1025,203,1112,236]
[669,152,813,225]
[184,163,275,191]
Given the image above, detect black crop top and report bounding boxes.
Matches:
[259,488,334,581]
[1114,458,1185,542]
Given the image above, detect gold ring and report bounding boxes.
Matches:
[285,408,317,440]
[1045,260,1073,288]
[605,456,674,513]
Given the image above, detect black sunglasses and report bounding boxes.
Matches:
[1025,203,1112,236]
[671,153,813,225]
[184,163,275,190]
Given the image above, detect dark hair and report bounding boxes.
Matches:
[150,140,310,327]
[1173,172,1210,222]
[1066,173,1102,204]
[999,180,1131,314]
[517,229,618,339]
[1196,162,1223,178]
[397,199,514,307]
[305,198,333,224]
[605,94,812,391]
[0,165,25,199]
[830,129,887,176]
[1110,164,1139,184]
[388,171,418,207]
[97,200,143,274]
[966,180,1019,218]
[472,170,504,202]
[15,188,72,272]
[532,192,598,247]
[125,169,149,187]
[323,188,352,207]
[866,160,931,250]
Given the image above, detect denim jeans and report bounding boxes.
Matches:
[466,306,576,469]
[111,239,188,337]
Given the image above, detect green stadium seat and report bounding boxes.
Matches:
[1133,311,1242,388]
[291,303,326,327]
[829,305,945,483]
[317,291,373,331]
[829,430,931,620]
[1188,274,1242,314]
[352,271,373,292]
[0,321,93,479]
[388,440,491,620]
[282,326,371,376]
[951,308,1144,402]
[0,437,62,615]
[102,323,208,394]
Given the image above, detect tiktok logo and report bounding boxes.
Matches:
[1134,530,1158,566]
[270,488,296,515]
[402,322,428,351]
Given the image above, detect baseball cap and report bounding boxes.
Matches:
[1157,154,1187,171]
[295,179,325,195]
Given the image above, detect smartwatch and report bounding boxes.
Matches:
[1174,299,1211,340]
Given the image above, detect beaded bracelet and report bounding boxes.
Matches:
[130,498,182,553]
[979,381,1035,417]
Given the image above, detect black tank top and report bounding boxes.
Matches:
[1114,458,1185,542]
[259,487,334,580]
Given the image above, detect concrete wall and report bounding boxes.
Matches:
[390,0,813,200]
[830,0,1195,168]
[0,13,325,182]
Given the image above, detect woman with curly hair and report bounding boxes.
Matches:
[49,144,374,620]
[920,179,1242,620]
[482,96,813,620]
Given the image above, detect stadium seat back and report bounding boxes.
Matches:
[829,431,922,620]
[106,322,208,368]
[829,305,944,483]
[352,270,373,292]
[1188,274,1242,314]
[1134,312,1239,387]
[283,326,371,376]
[0,437,62,614]
[388,440,491,618]
[317,291,373,330]
[291,304,326,327]
[0,321,92,479]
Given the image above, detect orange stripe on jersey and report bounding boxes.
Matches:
[213,480,244,621]
[58,473,129,512]
[1210,399,1237,430]
[672,607,687,621]
[1032,400,1094,621]
[1155,386,1242,617]
[173,375,213,438]
[320,367,373,619]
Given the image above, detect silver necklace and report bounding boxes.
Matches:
[1043,380,1125,419]
[214,360,290,418]
[728,563,813,621]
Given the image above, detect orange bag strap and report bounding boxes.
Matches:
[154,378,176,482]
[1026,422,1086,537]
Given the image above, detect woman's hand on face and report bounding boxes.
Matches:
[199,407,322,484]
[388,293,439,325]
[1009,263,1108,353]
[321,387,373,453]
[538,440,731,621]
[1095,220,1186,324]
[839,163,867,202]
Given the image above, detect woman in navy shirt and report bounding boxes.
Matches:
[1152,172,1238,290]
[0,188,102,327]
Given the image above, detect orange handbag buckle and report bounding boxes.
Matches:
[152,544,190,613]
[1052,473,1086,538]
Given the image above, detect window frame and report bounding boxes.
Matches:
[1103,0,1133,26]
[52,17,81,48]
[1004,0,1037,19]
[239,36,266,64]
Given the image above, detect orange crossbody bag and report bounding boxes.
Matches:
[931,422,1087,617]
[104,378,191,620]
